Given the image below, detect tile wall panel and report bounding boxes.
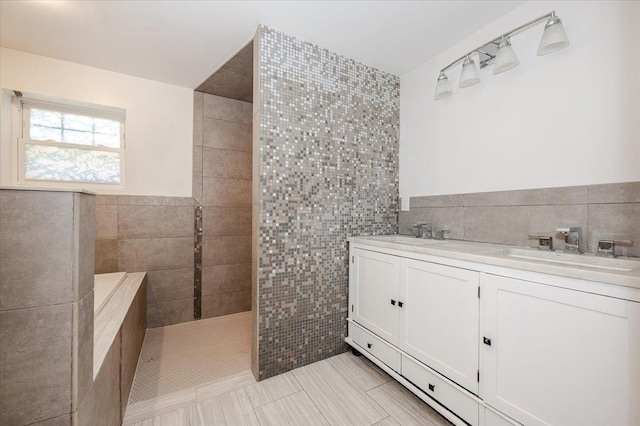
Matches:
[402,182,640,257]
[202,263,252,295]
[203,148,252,179]
[95,239,118,274]
[203,94,252,124]
[145,268,194,304]
[202,118,252,152]
[202,207,252,236]
[463,204,589,250]
[202,235,252,266]
[146,298,194,329]
[202,290,252,318]
[0,303,72,425]
[202,177,252,207]
[118,237,193,272]
[589,202,640,257]
[0,191,74,309]
[254,26,399,378]
[117,205,194,239]
[96,204,118,240]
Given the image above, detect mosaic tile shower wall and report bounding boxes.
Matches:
[255,26,400,379]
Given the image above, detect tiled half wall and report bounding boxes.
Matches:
[400,181,640,257]
[253,26,400,379]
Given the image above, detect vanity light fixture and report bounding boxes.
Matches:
[434,11,569,100]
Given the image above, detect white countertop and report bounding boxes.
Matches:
[348,235,640,289]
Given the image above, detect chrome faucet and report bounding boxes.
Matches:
[419,222,433,239]
[409,222,432,238]
[556,227,584,254]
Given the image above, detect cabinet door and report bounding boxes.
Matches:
[399,258,480,394]
[350,248,400,345]
[481,274,640,426]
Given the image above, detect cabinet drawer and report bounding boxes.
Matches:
[349,322,400,372]
[483,407,521,426]
[402,355,479,426]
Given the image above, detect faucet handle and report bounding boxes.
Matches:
[528,235,554,251]
[597,239,633,258]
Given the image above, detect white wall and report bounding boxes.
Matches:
[0,47,193,196]
[399,1,640,208]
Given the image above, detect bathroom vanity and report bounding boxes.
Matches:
[346,235,640,426]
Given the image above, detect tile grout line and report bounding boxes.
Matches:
[297,387,334,426]
[194,205,203,321]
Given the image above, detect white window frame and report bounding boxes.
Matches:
[12,93,126,191]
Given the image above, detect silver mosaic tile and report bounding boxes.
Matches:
[255,26,399,379]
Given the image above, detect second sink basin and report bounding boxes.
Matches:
[494,248,640,272]
[373,235,447,246]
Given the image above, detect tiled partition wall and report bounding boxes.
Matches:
[193,92,253,318]
[253,26,400,379]
[95,195,194,328]
[400,181,640,257]
[0,189,94,425]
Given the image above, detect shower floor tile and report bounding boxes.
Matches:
[128,311,251,404]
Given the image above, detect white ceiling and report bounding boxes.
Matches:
[0,1,525,89]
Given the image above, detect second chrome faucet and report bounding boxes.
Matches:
[556,226,584,254]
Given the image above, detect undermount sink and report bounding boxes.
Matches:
[494,248,640,272]
[377,236,447,245]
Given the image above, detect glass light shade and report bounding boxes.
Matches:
[459,56,480,88]
[537,16,569,56]
[493,38,519,74]
[434,73,453,100]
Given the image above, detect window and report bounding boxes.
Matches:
[15,96,126,189]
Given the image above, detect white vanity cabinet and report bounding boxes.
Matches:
[480,274,640,426]
[349,247,483,426]
[347,238,640,426]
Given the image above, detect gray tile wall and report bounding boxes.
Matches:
[400,182,640,257]
[195,93,253,319]
[0,189,95,425]
[94,195,194,328]
[254,26,399,379]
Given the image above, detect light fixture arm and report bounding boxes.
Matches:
[439,11,557,73]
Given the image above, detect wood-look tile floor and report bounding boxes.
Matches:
[124,350,453,426]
